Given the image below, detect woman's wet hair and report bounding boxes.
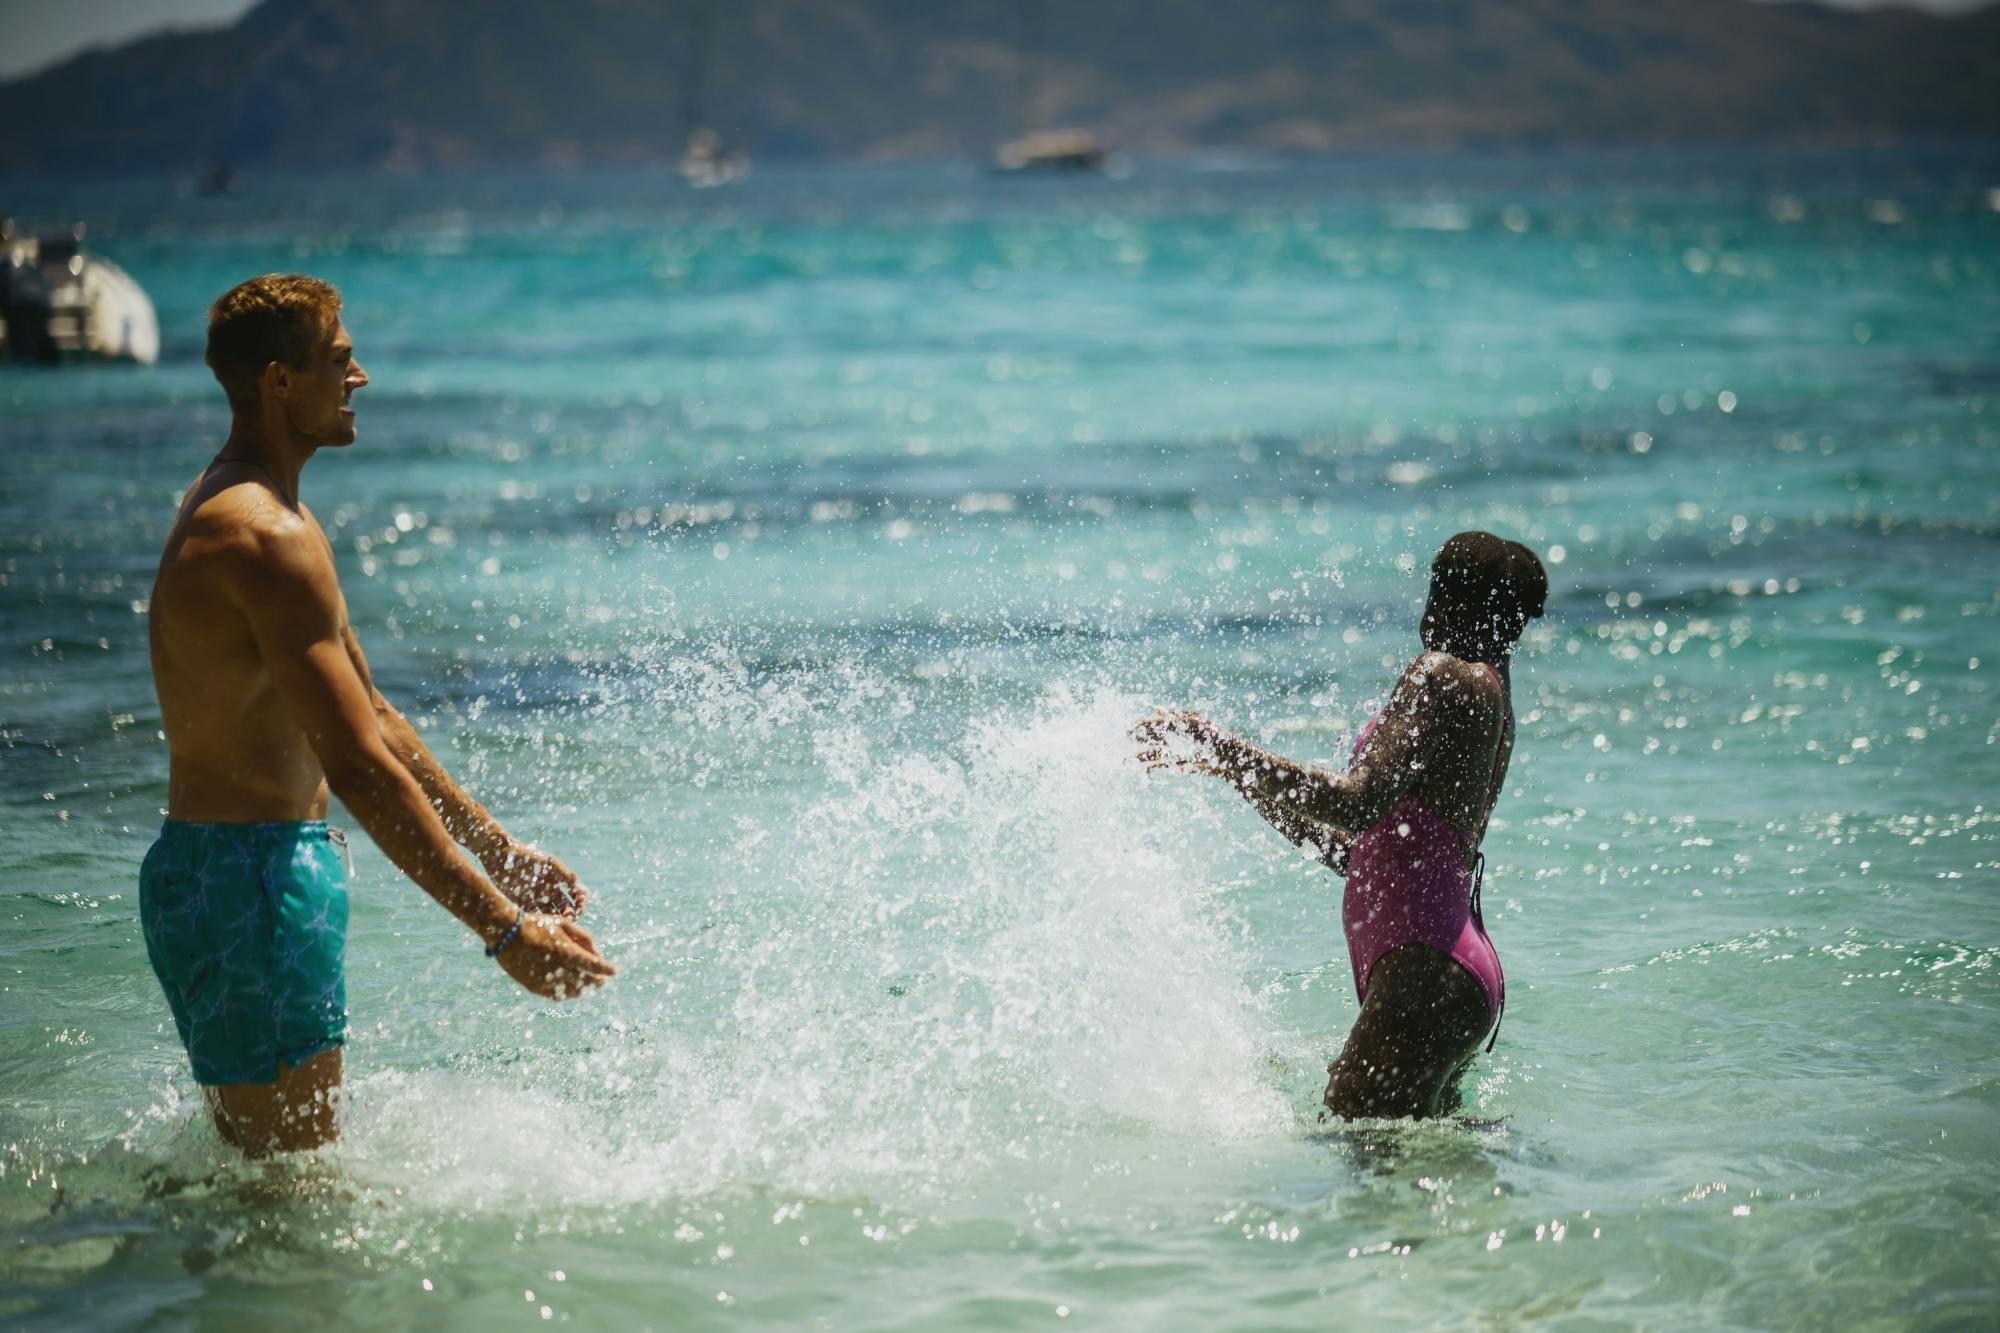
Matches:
[1422,531,1548,658]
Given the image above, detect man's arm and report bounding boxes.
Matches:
[365,677,506,858]
[308,510,588,916]
[223,522,612,997]
[361,662,586,916]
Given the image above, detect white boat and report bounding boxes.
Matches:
[993,127,1108,174]
[0,223,159,366]
[988,0,1114,176]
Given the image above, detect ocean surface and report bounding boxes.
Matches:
[2,149,1996,1330]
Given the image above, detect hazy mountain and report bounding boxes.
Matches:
[2,0,1995,172]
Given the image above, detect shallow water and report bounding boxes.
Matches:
[2,151,1997,1329]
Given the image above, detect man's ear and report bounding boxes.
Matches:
[262,360,289,400]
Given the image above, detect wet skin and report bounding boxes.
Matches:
[150,311,614,1154]
[1135,640,1516,1120]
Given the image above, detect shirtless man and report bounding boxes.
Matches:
[142,274,615,1156]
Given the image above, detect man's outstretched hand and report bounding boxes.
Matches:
[496,913,617,1000]
[485,840,588,918]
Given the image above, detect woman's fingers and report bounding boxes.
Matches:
[1130,708,1187,732]
[1131,711,1192,747]
[1135,710,1229,778]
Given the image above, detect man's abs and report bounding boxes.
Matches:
[164,741,330,822]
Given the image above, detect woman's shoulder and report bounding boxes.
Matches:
[1401,651,1505,709]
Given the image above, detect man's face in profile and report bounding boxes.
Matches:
[286,315,367,447]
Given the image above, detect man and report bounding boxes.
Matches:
[142,274,615,1156]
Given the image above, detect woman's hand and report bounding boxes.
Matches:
[1137,708,1356,871]
[1131,708,1235,778]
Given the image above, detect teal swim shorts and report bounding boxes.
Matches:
[139,820,350,1086]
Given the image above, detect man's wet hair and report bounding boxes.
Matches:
[205,274,342,412]
[1424,531,1548,656]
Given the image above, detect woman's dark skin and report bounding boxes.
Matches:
[1134,584,1524,1120]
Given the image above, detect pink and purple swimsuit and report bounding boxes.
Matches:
[1340,711,1507,1039]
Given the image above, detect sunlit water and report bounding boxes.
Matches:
[2,152,1996,1329]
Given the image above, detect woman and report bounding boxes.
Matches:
[1134,532,1547,1119]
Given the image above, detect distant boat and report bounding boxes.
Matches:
[0,222,160,366]
[993,127,1107,174]
[679,127,750,189]
[675,3,748,188]
[990,0,1110,176]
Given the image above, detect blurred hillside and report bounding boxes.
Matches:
[2,0,1996,172]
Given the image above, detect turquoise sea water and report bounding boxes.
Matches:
[2,151,1997,1329]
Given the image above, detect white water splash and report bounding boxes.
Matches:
[317,675,1294,1209]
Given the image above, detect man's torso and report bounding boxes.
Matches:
[150,471,347,822]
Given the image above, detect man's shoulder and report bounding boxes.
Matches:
[181,486,330,586]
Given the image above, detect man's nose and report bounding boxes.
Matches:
[348,359,368,388]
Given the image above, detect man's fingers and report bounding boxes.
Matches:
[534,963,607,1000]
[559,937,617,976]
[541,888,583,919]
[541,862,586,916]
[502,919,616,1001]
[528,915,616,975]
[547,966,605,998]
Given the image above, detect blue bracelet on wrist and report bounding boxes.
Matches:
[485,906,525,958]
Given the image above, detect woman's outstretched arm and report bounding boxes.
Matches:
[1133,711,1347,866]
[1135,654,1463,838]
[1243,783,1350,871]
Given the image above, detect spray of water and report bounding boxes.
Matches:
[190,660,1305,1213]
